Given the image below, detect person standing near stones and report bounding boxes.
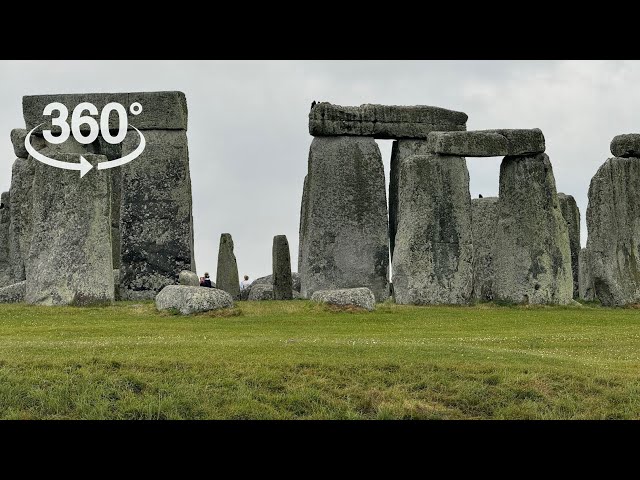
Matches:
[240,275,251,291]
[200,272,213,288]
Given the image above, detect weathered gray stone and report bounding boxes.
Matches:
[113,269,120,301]
[610,134,640,158]
[586,157,640,306]
[272,235,293,300]
[311,287,376,311]
[155,285,233,315]
[243,272,301,300]
[23,91,187,134]
[558,193,581,299]
[299,136,389,301]
[0,281,25,303]
[309,103,467,139]
[216,233,240,300]
[119,130,195,300]
[471,197,498,301]
[0,192,10,287]
[25,153,114,306]
[9,157,36,283]
[248,283,274,301]
[11,128,48,159]
[179,270,200,287]
[578,248,595,301]
[392,154,473,305]
[427,129,545,157]
[389,139,431,260]
[494,153,573,305]
[298,175,308,274]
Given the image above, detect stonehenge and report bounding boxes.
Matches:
[0,90,195,305]
[5,91,640,310]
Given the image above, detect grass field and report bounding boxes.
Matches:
[0,300,639,419]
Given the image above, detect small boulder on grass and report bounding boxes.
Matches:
[156,285,233,315]
[311,287,376,311]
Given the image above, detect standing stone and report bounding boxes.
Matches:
[586,156,640,306]
[272,235,293,300]
[8,157,35,283]
[494,153,573,305]
[393,154,473,305]
[579,248,595,301]
[471,197,498,301]
[557,193,581,299]
[25,154,114,306]
[389,139,431,260]
[298,175,308,274]
[0,192,10,287]
[119,130,195,300]
[299,136,389,301]
[216,233,240,300]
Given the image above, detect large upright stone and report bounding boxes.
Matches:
[25,154,114,306]
[119,130,195,300]
[0,192,10,287]
[389,139,431,260]
[8,157,35,283]
[393,154,473,305]
[299,136,389,301]
[579,248,595,301]
[216,233,240,300]
[309,103,467,139]
[471,197,498,301]
[494,153,573,305]
[298,175,308,274]
[586,156,640,306]
[557,193,581,299]
[272,235,293,300]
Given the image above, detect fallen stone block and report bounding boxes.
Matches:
[311,287,376,311]
[155,285,233,315]
[248,284,274,301]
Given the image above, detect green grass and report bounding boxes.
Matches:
[0,300,639,419]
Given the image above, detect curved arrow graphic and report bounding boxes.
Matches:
[24,124,93,178]
[98,126,146,171]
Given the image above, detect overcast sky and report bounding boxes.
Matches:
[0,60,635,281]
